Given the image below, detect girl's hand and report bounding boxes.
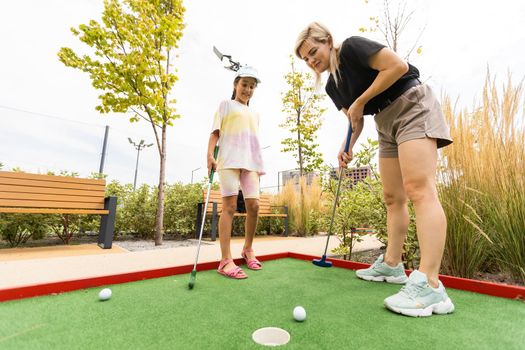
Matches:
[338,148,353,168]
[346,100,364,131]
[207,155,217,176]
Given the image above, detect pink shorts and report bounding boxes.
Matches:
[217,169,260,199]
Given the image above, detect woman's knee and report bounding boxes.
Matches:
[403,179,437,203]
[383,189,407,208]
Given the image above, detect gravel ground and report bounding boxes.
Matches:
[114,239,212,252]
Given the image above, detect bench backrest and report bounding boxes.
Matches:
[203,190,274,214]
[0,171,106,212]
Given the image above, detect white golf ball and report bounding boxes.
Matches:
[98,288,112,301]
[293,306,306,322]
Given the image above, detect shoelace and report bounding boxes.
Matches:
[371,259,382,270]
[399,281,426,299]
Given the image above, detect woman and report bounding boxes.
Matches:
[295,22,454,317]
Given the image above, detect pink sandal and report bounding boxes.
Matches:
[217,258,247,279]
[241,248,263,270]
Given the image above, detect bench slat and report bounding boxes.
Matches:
[0,192,105,203]
[201,190,285,216]
[0,178,106,192]
[0,199,105,210]
[0,208,109,215]
[0,171,105,186]
[0,185,105,197]
[230,213,287,217]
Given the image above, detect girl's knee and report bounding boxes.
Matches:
[245,200,259,214]
[222,200,237,215]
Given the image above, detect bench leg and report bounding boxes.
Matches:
[211,202,218,241]
[98,196,117,249]
[195,203,203,239]
[284,206,289,237]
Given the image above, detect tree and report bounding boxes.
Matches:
[359,0,424,60]
[58,0,185,245]
[280,56,325,176]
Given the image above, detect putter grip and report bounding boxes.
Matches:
[209,145,219,183]
[344,124,353,153]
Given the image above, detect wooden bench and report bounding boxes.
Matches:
[0,171,117,249]
[195,190,288,241]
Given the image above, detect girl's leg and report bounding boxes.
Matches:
[240,170,260,260]
[217,169,243,273]
[379,157,410,267]
[398,138,446,287]
[242,198,259,259]
[218,195,239,272]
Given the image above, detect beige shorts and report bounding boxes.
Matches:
[217,169,260,199]
[374,84,453,158]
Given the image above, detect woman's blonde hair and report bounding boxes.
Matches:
[294,22,341,87]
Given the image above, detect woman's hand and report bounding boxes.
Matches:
[338,148,353,168]
[346,100,365,131]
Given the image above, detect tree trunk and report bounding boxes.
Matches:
[296,110,303,177]
[154,125,167,246]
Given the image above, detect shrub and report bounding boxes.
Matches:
[440,73,525,283]
[0,214,49,247]
[274,176,324,236]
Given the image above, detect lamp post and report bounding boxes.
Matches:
[128,138,153,190]
[191,167,201,184]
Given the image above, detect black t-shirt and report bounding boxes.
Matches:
[325,36,420,115]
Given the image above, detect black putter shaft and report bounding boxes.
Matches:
[313,124,353,267]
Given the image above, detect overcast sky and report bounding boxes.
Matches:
[1,0,524,192]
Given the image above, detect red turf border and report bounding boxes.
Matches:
[1,252,523,302]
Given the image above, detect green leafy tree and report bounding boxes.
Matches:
[58,0,186,245]
[280,56,325,176]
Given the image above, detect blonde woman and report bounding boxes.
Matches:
[295,22,454,317]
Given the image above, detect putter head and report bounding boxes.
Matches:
[312,255,333,268]
[188,270,197,289]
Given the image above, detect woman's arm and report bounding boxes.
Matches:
[347,48,409,130]
[338,108,363,167]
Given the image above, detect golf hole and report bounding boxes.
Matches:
[252,327,290,347]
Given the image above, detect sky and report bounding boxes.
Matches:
[1,0,524,192]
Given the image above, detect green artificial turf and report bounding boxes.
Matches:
[1,258,524,349]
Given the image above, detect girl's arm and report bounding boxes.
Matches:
[207,130,219,176]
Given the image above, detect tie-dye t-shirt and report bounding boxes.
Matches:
[211,100,265,175]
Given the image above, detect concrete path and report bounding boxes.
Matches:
[0,234,382,290]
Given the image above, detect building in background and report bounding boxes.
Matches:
[278,169,320,191]
[276,165,374,192]
[329,165,374,186]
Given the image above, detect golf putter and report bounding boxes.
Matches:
[313,124,353,268]
[188,145,219,289]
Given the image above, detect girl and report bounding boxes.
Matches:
[207,66,265,279]
[295,22,455,317]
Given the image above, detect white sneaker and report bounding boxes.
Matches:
[384,270,455,317]
[355,254,409,284]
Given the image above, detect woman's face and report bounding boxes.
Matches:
[298,38,332,74]
[234,77,257,105]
